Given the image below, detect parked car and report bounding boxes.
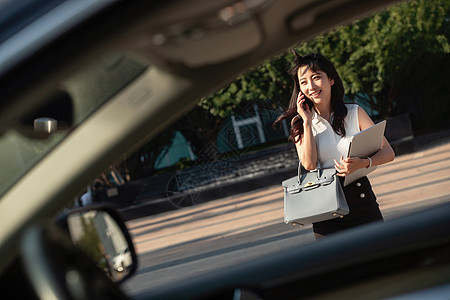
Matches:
[0,0,449,299]
[113,247,133,273]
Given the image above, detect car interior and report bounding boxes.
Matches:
[0,0,449,299]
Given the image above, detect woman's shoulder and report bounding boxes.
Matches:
[344,103,359,111]
[343,103,360,131]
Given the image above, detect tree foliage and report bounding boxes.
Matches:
[199,0,449,125]
[199,54,292,118]
[296,0,450,118]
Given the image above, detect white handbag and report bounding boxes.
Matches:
[282,161,349,226]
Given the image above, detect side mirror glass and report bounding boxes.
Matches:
[63,206,137,283]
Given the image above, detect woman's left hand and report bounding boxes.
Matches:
[334,156,367,177]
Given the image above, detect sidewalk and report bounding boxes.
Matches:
[119,129,450,221]
[370,141,450,219]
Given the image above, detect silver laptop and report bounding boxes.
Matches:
[343,120,387,186]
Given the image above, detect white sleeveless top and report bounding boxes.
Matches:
[311,104,360,168]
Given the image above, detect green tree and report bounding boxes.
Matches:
[296,0,449,120]
[199,54,292,118]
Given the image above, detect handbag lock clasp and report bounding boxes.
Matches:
[304,181,314,188]
[303,181,319,190]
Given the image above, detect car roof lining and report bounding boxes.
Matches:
[0,0,401,136]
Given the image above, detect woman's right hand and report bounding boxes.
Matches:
[296,92,312,124]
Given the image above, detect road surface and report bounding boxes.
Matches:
[122,141,450,297]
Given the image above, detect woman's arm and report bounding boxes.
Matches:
[294,93,317,170]
[295,120,318,170]
[334,106,395,176]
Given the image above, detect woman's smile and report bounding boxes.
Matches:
[310,90,321,98]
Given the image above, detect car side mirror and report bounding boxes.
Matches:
[56,205,138,283]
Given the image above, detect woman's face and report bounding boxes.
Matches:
[297,66,334,107]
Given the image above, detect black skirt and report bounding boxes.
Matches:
[312,176,383,236]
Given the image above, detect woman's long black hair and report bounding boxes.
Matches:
[273,51,347,142]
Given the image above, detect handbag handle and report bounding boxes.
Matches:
[297,159,324,183]
[297,159,332,183]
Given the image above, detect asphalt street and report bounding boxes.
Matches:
[122,141,450,298]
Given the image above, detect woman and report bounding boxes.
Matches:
[274,52,395,240]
